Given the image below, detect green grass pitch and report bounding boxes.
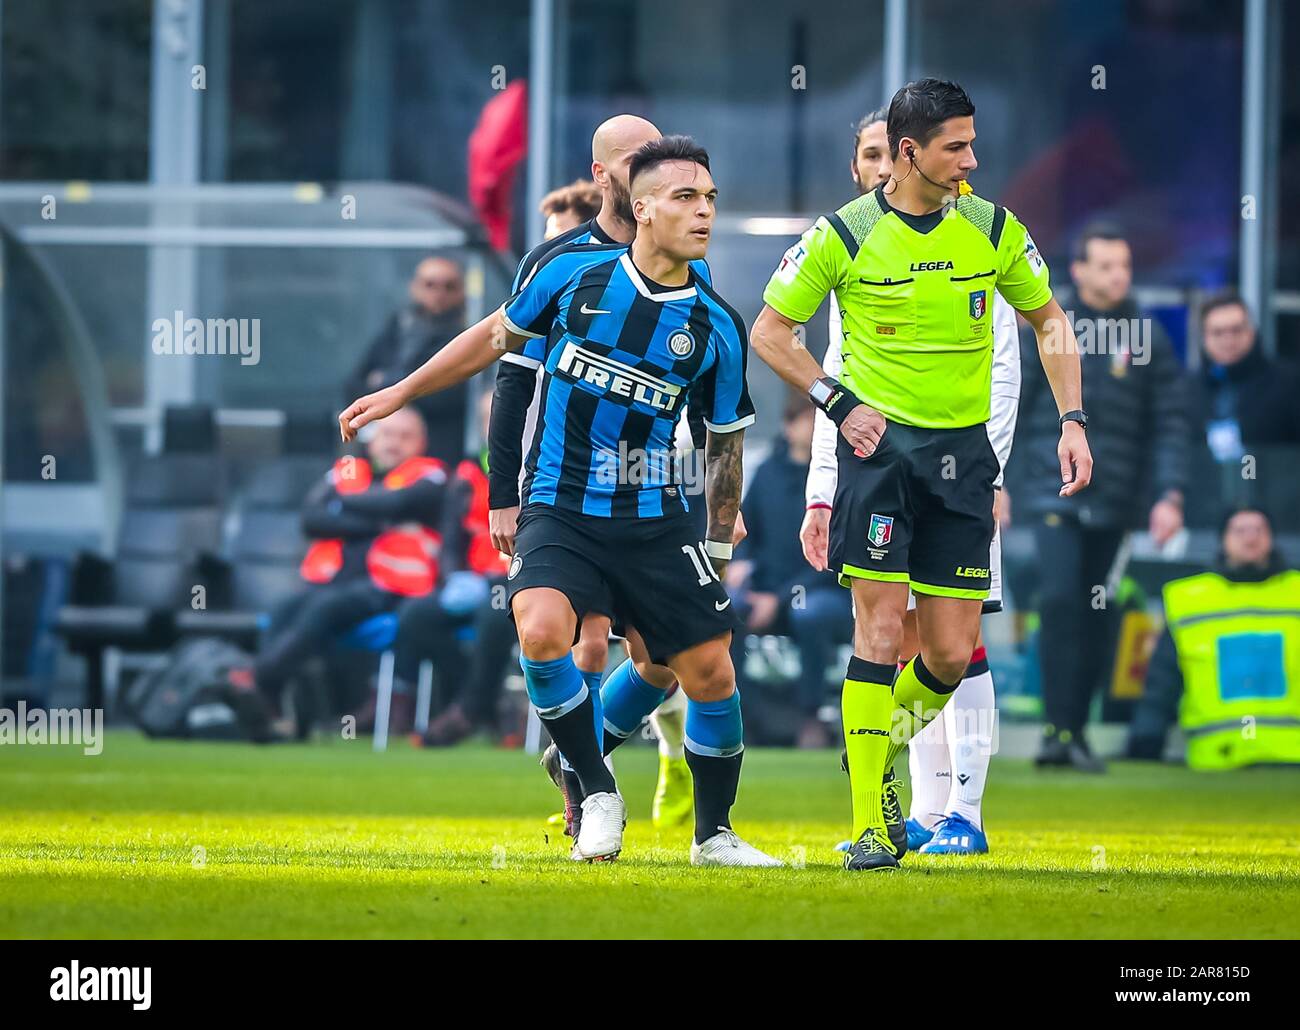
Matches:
[2,732,1298,938]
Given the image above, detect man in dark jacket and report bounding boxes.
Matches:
[729,397,852,748]
[345,257,469,466]
[1185,293,1300,522]
[1008,222,1189,770]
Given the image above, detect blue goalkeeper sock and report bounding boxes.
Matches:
[521,654,613,796]
[600,659,667,755]
[684,691,744,844]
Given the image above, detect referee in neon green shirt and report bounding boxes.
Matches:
[752,78,1093,871]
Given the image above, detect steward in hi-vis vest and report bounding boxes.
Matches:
[1158,568,1300,769]
[1129,509,1300,770]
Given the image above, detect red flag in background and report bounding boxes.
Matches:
[468,79,528,251]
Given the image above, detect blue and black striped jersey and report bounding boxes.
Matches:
[501,245,754,518]
[501,218,713,371]
[509,217,619,295]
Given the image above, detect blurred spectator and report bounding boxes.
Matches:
[1190,292,1300,463]
[345,256,469,466]
[1128,508,1300,769]
[1011,221,1189,771]
[540,179,601,239]
[729,396,852,748]
[233,408,447,733]
[403,392,515,746]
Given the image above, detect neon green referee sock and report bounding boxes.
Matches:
[841,657,896,840]
[884,654,963,772]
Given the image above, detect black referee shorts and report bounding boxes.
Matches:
[828,421,997,600]
[505,503,740,665]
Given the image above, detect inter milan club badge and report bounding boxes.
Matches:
[867,513,894,560]
[969,289,987,321]
[508,554,523,580]
[668,329,695,358]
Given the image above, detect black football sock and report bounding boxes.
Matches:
[684,748,743,845]
[542,694,616,797]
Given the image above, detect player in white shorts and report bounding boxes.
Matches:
[798,108,1021,855]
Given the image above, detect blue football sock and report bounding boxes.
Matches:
[521,653,614,796]
[582,668,604,744]
[560,668,605,774]
[685,691,744,758]
[601,659,668,753]
[520,653,586,717]
[684,691,745,844]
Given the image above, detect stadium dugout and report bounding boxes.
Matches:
[0,182,512,719]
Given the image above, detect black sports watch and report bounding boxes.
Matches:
[1059,409,1088,431]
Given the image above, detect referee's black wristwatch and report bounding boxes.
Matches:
[1059,409,1088,431]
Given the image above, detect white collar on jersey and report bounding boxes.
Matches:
[619,252,697,303]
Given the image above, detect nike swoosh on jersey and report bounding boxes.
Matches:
[580,302,611,315]
[714,599,732,611]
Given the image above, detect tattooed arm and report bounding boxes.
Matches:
[704,428,745,576]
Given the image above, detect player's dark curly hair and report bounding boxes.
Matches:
[852,106,889,156]
[629,134,711,188]
[886,78,975,159]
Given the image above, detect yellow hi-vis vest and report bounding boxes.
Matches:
[1162,569,1300,770]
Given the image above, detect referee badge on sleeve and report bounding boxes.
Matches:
[775,240,807,284]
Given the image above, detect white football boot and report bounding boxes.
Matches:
[690,827,784,867]
[571,791,626,861]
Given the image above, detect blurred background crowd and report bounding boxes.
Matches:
[2,0,1298,771]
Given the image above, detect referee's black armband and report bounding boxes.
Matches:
[808,376,860,427]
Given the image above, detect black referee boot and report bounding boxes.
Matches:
[841,752,908,859]
[843,827,901,872]
[881,768,909,859]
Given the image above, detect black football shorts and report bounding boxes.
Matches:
[828,421,997,600]
[506,503,740,665]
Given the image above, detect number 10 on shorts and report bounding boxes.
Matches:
[682,543,721,586]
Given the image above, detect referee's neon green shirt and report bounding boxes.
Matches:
[763,185,1052,429]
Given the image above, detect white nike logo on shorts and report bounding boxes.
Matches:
[580,302,611,315]
[715,599,731,611]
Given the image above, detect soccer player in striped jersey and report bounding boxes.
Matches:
[490,116,710,839]
[341,135,780,867]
